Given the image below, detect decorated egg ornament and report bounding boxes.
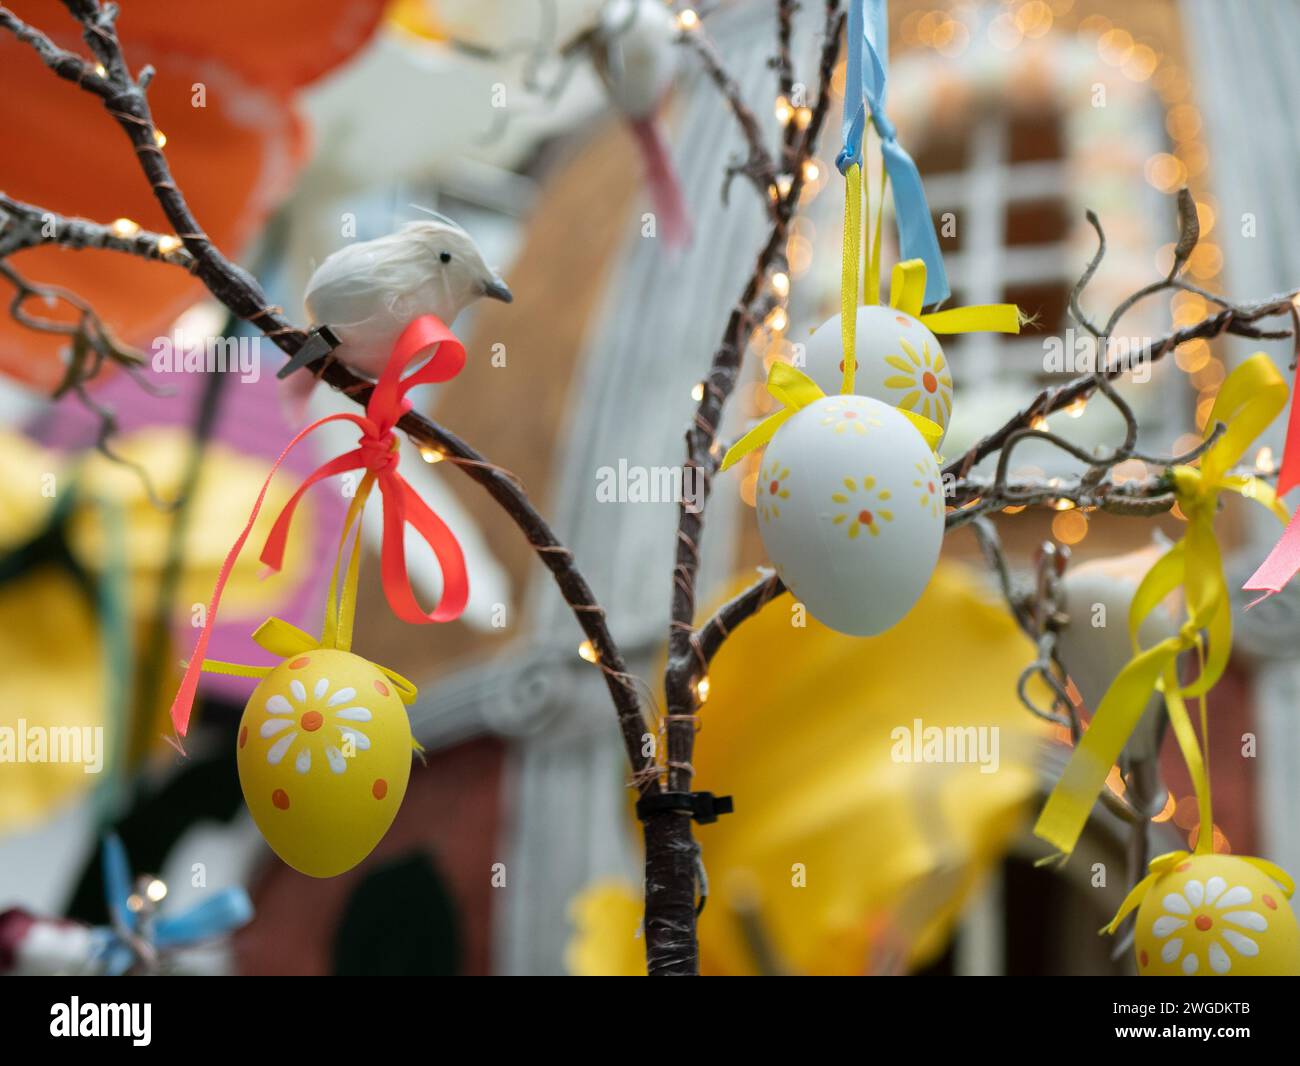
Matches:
[756,392,944,636]
[804,305,952,445]
[1127,853,1300,977]
[237,648,415,878]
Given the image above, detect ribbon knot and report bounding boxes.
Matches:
[168,314,470,738]
[359,432,400,473]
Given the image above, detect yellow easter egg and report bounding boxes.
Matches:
[1134,854,1300,976]
[237,649,413,878]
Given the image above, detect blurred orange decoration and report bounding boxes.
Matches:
[0,0,390,390]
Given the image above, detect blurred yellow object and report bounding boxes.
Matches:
[0,426,313,831]
[567,561,1050,975]
[386,0,448,41]
[0,430,63,553]
[0,567,105,832]
[67,427,312,620]
[565,879,648,977]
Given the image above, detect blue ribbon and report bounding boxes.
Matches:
[835,0,950,307]
[95,834,253,974]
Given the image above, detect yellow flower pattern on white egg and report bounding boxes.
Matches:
[912,460,943,518]
[830,475,894,539]
[758,459,791,522]
[819,398,883,436]
[883,335,952,426]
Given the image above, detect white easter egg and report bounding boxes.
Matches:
[803,305,953,447]
[757,394,945,636]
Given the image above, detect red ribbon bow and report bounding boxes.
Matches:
[169,315,469,737]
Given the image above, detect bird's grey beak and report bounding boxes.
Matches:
[483,277,513,304]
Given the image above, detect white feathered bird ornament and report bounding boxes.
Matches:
[282,213,515,631]
[284,215,513,416]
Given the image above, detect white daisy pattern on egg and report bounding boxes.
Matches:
[1147,874,1268,975]
[249,672,373,776]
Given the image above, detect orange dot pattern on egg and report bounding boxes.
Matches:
[301,710,323,732]
[272,789,290,810]
[289,657,312,669]
[1264,894,1278,910]
[374,679,390,697]
[373,779,388,800]
[1195,914,1213,931]
[922,371,938,393]
[895,316,911,327]
[1139,950,1148,967]
[239,726,248,749]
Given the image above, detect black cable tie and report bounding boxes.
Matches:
[636,791,734,825]
[276,324,341,380]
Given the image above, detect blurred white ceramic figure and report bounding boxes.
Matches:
[1055,537,1181,767]
[285,217,512,417]
[592,0,691,247]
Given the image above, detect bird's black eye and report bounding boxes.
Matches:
[439,251,452,264]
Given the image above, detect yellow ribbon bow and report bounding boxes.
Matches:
[1102,850,1296,936]
[1035,353,1290,859]
[198,471,419,712]
[719,362,943,472]
[838,162,1021,396]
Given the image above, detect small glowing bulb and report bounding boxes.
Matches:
[154,129,167,148]
[420,447,444,464]
[775,173,794,198]
[1030,415,1050,432]
[111,218,141,238]
[691,381,705,402]
[1256,445,1276,474]
[676,9,699,31]
[157,234,182,255]
[145,878,168,903]
[94,64,106,77]
[774,95,794,126]
[126,893,144,913]
[766,307,788,333]
[578,640,597,663]
[695,676,711,703]
[1066,397,1087,418]
[771,271,790,298]
[794,106,813,130]
[802,160,820,183]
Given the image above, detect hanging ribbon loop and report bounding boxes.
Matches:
[1035,353,1289,859]
[836,0,949,306]
[169,314,467,737]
